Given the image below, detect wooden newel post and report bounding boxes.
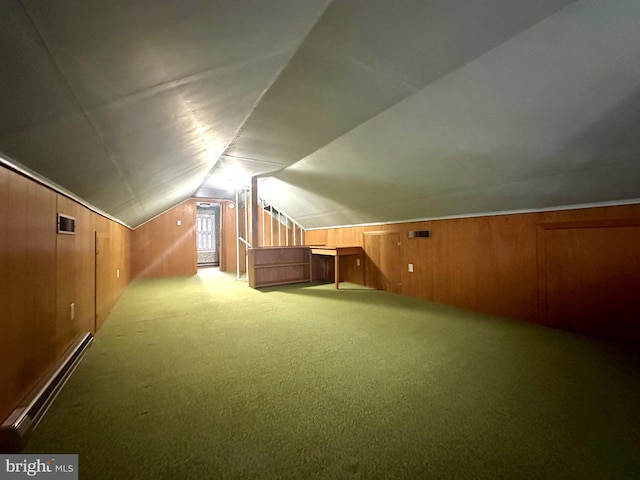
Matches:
[251,176,259,248]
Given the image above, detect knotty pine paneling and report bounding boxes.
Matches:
[131,199,197,278]
[306,203,640,342]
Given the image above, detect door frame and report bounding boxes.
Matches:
[362,231,402,293]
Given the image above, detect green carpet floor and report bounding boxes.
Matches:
[26,269,640,479]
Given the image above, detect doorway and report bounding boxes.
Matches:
[363,231,402,294]
[94,232,110,332]
[196,202,221,267]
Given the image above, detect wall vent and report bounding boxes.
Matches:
[408,230,430,238]
[57,213,76,234]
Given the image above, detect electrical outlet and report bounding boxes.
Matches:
[70,303,75,321]
[116,268,120,278]
[356,258,361,267]
[408,263,414,273]
[176,220,182,226]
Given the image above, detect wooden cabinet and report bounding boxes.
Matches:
[248,247,312,288]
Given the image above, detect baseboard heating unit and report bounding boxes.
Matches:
[0,332,93,453]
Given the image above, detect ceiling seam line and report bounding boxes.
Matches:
[220,154,287,168]
[84,48,297,113]
[195,0,336,191]
[265,0,587,178]
[17,0,144,217]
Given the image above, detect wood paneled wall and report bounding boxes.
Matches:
[363,231,402,294]
[257,209,297,247]
[537,218,640,341]
[128,197,241,276]
[131,199,197,278]
[1,168,57,426]
[219,200,240,273]
[0,165,130,424]
[305,204,640,342]
[129,198,241,276]
[219,196,298,274]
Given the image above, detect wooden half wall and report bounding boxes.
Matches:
[305,204,640,343]
[0,165,130,424]
[217,192,300,275]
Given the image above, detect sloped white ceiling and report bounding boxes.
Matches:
[0,0,330,226]
[260,0,640,228]
[1,0,639,229]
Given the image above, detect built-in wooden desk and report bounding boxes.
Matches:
[310,246,363,289]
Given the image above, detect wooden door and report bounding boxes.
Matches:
[363,231,402,293]
[95,232,111,331]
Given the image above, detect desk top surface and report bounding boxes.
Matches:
[309,246,363,256]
